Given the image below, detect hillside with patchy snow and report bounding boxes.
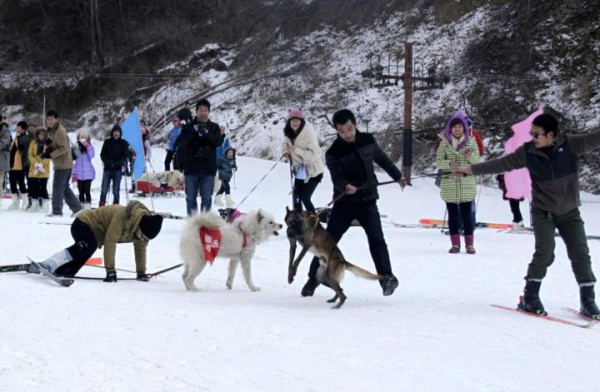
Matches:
[2,2,600,187]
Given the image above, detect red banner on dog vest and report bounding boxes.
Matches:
[200,228,222,265]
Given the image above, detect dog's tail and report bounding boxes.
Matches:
[189,211,226,228]
[344,261,384,281]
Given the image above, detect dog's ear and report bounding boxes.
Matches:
[257,208,264,222]
[285,206,290,213]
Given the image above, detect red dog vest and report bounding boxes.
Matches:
[199,228,222,265]
[198,227,247,265]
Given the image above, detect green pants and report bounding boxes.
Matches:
[527,207,596,284]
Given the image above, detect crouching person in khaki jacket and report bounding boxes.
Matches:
[31,201,163,282]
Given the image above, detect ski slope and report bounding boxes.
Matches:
[2,151,600,392]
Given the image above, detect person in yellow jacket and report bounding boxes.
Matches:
[31,200,163,282]
[27,128,52,212]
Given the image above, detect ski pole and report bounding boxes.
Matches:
[143,160,156,213]
[85,264,137,274]
[123,170,130,203]
[149,263,183,278]
[441,208,448,234]
[289,158,295,205]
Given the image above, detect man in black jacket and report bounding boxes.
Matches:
[176,98,224,215]
[301,109,405,297]
[99,125,130,206]
[455,113,600,319]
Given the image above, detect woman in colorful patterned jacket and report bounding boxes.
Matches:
[72,129,96,209]
[435,112,481,254]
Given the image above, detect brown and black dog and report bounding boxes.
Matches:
[284,207,383,309]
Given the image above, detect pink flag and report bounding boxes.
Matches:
[503,107,543,200]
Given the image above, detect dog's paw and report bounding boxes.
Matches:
[250,286,261,292]
[287,275,294,284]
[226,282,232,290]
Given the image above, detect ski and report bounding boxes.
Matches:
[72,276,141,281]
[385,221,448,229]
[563,307,600,324]
[490,304,595,328]
[498,228,600,241]
[0,263,32,273]
[420,218,512,229]
[27,258,74,287]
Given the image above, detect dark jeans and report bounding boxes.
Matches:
[55,218,98,277]
[527,207,596,284]
[457,202,476,232]
[509,199,523,223]
[164,150,177,171]
[307,200,394,282]
[293,174,323,212]
[28,178,49,199]
[52,169,82,215]
[77,180,92,203]
[9,170,27,194]
[185,174,214,215]
[217,181,231,195]
[447,202,475,236]
[100,169,123,204]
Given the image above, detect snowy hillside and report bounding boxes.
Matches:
[2,145,600,391]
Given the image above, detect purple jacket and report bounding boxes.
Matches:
[73,144,96,181]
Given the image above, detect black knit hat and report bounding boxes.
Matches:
[138,215,163,240]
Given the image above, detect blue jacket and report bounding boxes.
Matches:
[166,126,181,151]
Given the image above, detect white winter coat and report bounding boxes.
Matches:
[281,121,324,180]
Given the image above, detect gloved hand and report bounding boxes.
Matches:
[41,150,52,159]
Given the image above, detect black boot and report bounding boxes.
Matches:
[301,277,319,297]
[517,280,546,315]
[381,275,399,296]
[103,270,117,282]
[136,272,150,282]
[580,284,600,320]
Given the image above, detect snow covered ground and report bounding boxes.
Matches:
[2,148,600,391]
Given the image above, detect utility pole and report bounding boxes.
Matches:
[402,42,413,184]
[364,42,448,185]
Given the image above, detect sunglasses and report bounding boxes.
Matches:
[529,131,547,139]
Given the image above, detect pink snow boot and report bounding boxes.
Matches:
[448,234,460,254]
[465,235,476,254]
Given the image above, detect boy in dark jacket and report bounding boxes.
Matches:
[175,98,224,215]
[301,109,405,298]
[99,125,130,206]
[455,113,600,319]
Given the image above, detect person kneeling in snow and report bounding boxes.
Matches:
[30,200,163,282]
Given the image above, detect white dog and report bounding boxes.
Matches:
[180,209,283,292]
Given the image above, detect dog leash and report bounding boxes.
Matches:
[231,155,285,212]
[324,180,401,207]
